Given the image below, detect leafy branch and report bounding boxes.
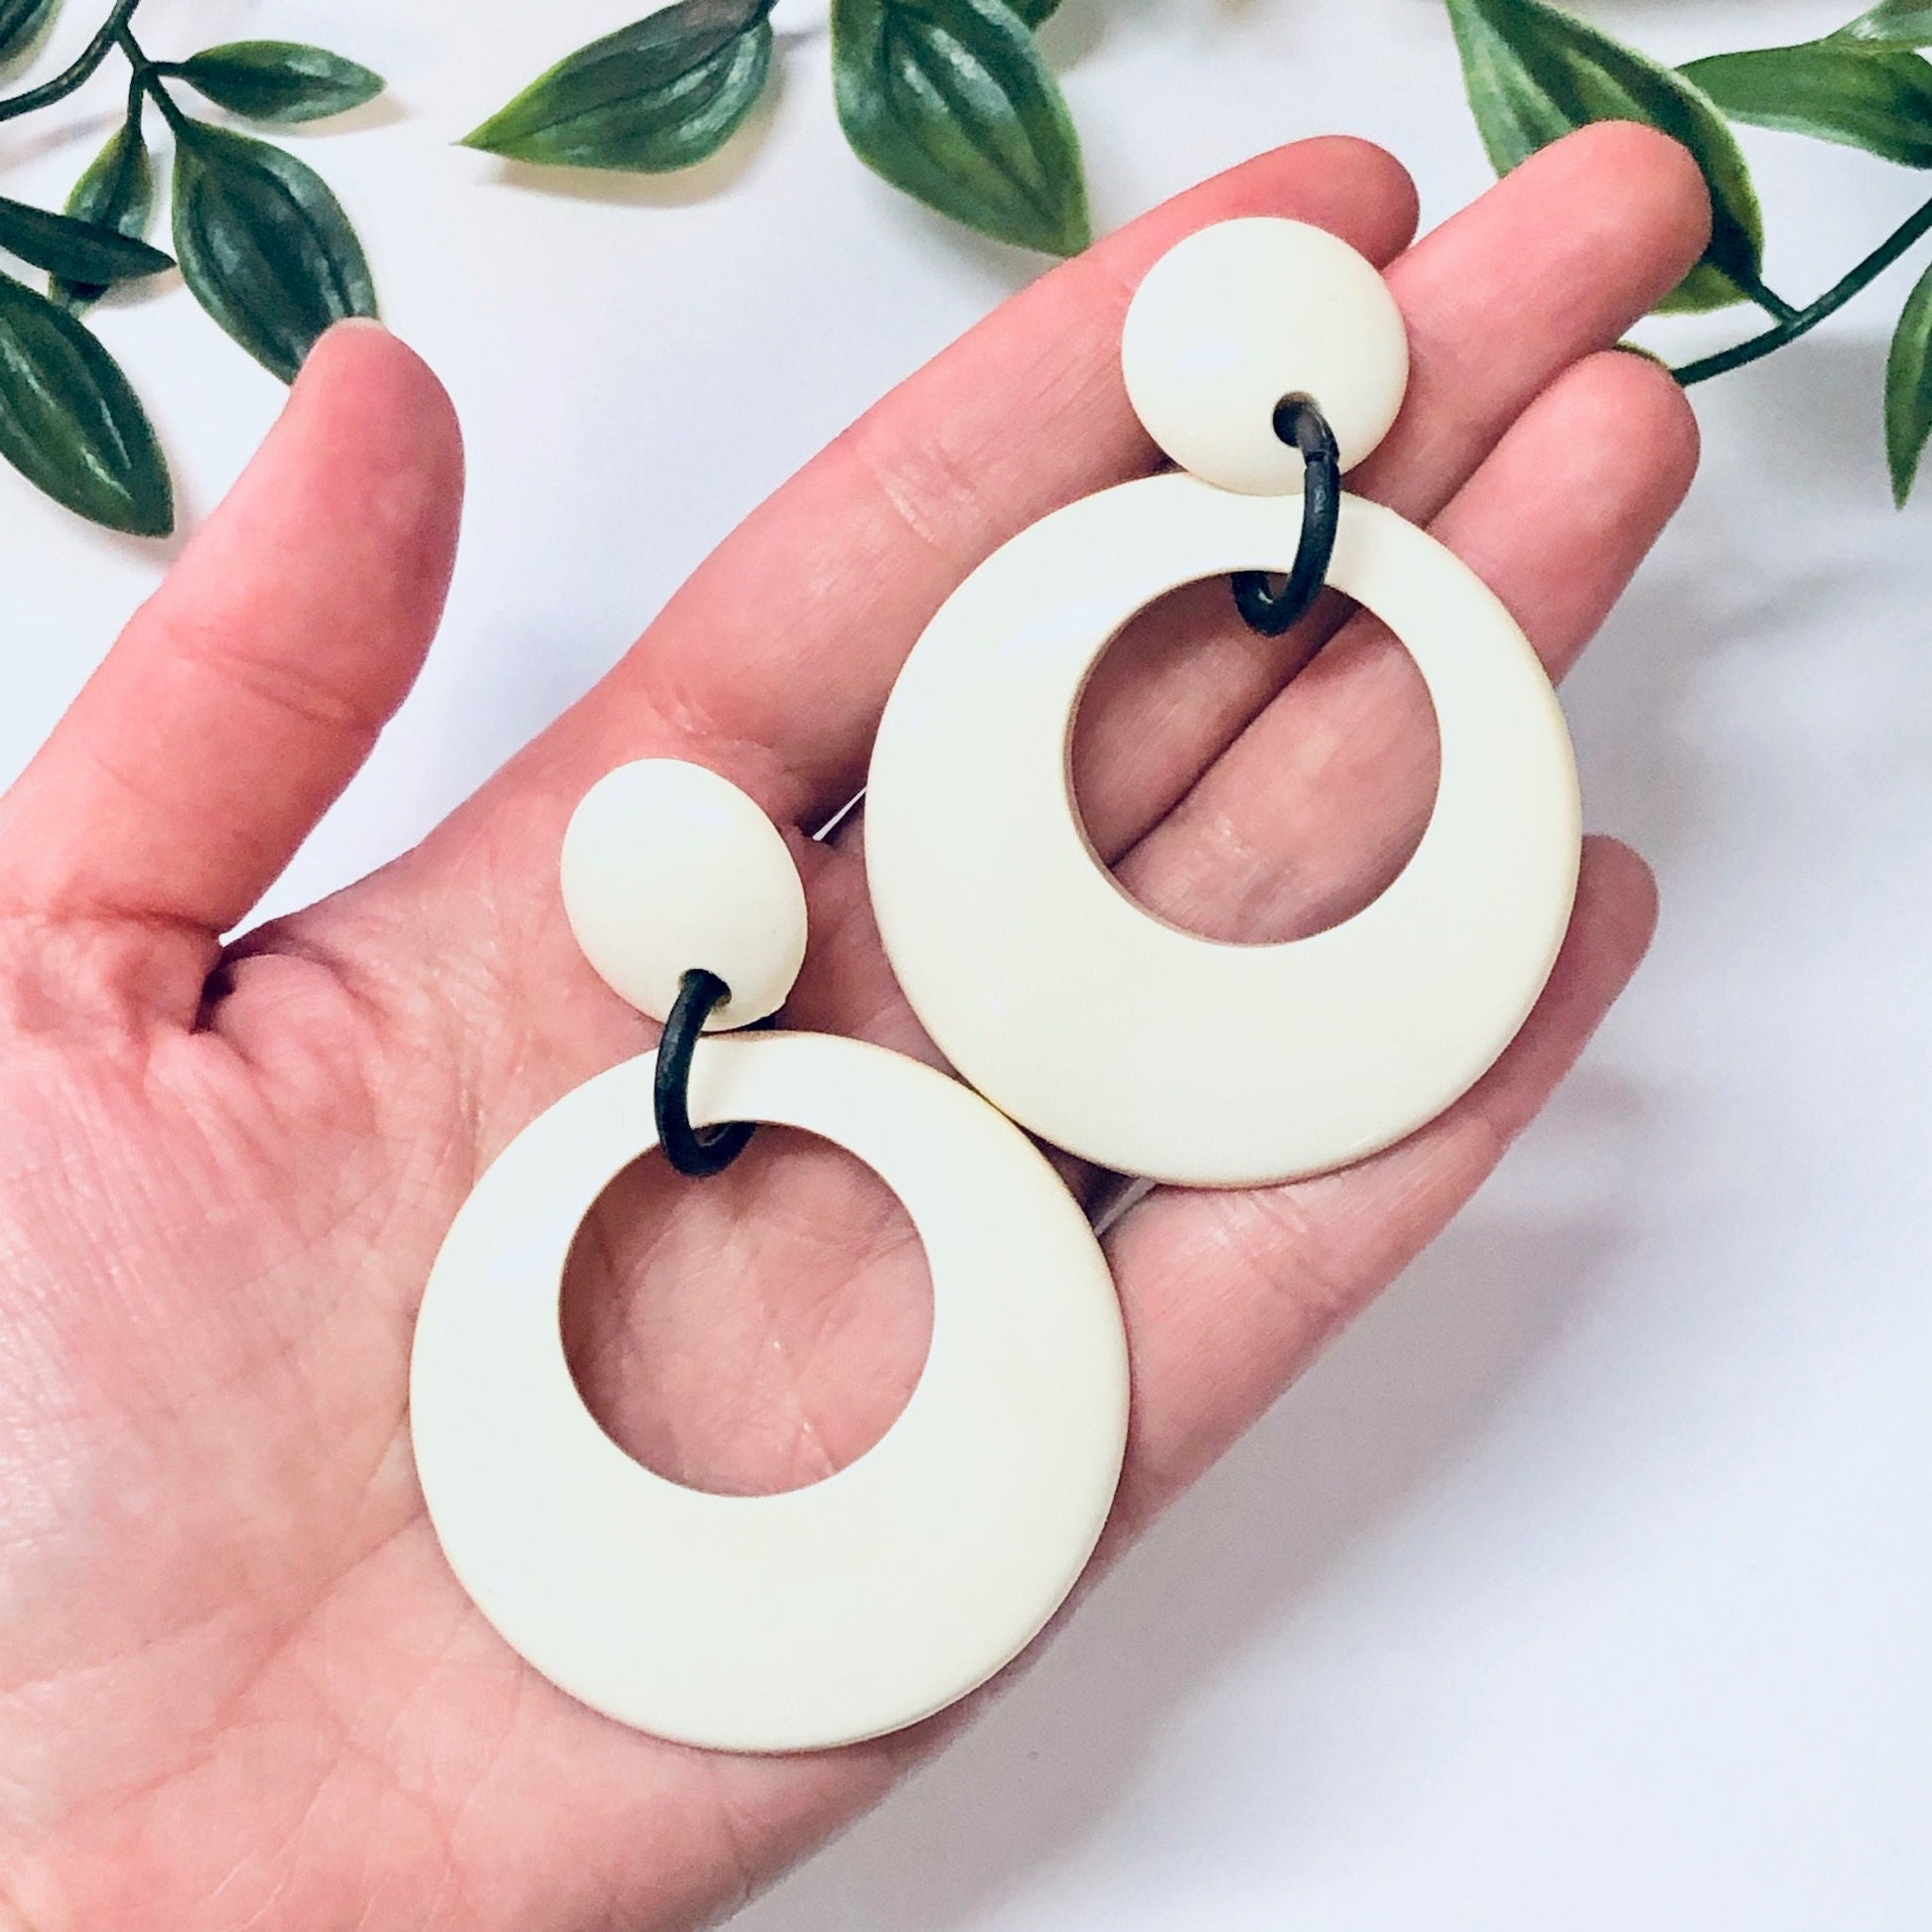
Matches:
[0,0,382,533]
[463,0,1089,256]
[477,0,1932,503]
[1448,0,1932,502]
[13,0,1932,534]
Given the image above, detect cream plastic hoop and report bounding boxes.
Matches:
[865,472,1583,1189]
[409,1030,1130,1753]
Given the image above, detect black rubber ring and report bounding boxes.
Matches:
[654,968,759,1178]
[1231,395,1342,638]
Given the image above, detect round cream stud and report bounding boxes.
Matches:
[560,759,807,1028]
[1120,216,1410,491]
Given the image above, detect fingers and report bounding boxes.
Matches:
[535,124,1700,850]
[1100,835,1659,1531]
[504,136,1421,828]
[0,324,464,1002]
[1418,347,1704,677]
[1111,346,1700,944]
[1347,121,1708,519]
[1070,120,1711,864]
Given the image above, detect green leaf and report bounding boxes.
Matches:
[171,122,376,383]
[0,268,171,533]
[173,41,384,125]
[55,108,153,309]
[0,191,171,287]
[1007,0,1063,29]
[1832,2,1932,49]
[462,0,772,172]
[1885,253,1932,502]
[1445,0,1765,314]
[0,0,60,65]
[1684,42,1932,166]
[831,0,1088,255]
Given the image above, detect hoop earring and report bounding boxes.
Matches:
[865,218,1581,1189]
[410,761,1129,1752]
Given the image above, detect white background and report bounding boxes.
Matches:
[4,0,1930,1924]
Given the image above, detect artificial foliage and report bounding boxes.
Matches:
[8,1,1932,534]
[464,0,1088,257]
[477,0,1932,504]
[0,0,379,534]
[1447,0,1932,502]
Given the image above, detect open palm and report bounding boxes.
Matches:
[0,125,1707,1931]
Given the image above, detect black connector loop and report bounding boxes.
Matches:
[654,968,759,1178]
[1231,394,1342,638]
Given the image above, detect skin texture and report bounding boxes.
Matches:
[0,123,1708,1931]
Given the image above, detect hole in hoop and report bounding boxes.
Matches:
[560,1125,933,1498]
[1068,577,1442,944]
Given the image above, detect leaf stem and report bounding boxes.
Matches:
[1677,190,1932,386]
[116,25,186,136]
[0,0,141,125]
[1729,264,1800,325]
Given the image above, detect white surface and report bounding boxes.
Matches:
[560,759,808,1025]
[1120,217,1410,485]
[869,477,1580,1185]
[2,0,1928,1921]
[410,1029,1128,1751]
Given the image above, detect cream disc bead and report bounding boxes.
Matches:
[559,759,807,1028]
[1120,217,1410,490]
[865,473,1580,1189]
[410,1031,1130,1752]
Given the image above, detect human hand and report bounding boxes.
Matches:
[0,123,1707,1932]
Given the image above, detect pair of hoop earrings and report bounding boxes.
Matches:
[410,217,1582,1754]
